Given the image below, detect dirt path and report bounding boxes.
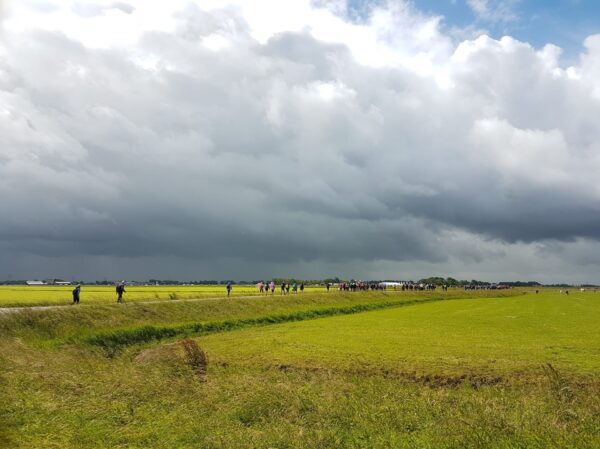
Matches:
[0,294,281,314]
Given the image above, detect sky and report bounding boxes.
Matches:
[1,0,600,283]
[411,0,600,61]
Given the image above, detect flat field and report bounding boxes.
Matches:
[0,284,322,308]
[198,290,599,374]
[1,289,598,448]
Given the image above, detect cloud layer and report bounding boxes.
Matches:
[1,0,600,282]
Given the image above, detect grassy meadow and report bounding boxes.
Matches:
[1,289,598,448]
[197,291,599,374]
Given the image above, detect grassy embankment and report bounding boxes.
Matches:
[1,289,598,448]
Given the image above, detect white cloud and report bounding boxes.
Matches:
[466,0,519,23]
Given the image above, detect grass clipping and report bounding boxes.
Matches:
[181,338,208,381]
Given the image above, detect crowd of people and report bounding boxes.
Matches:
[253,281,306,295]
[249,280,451,294]
[337,281,382,291]
[336,282,448,292]
[69,279,509,305]
[463,284,509,290]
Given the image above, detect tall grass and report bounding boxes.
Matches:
[2,289,598,449]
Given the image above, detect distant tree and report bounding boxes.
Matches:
[445,277,459,286]
[418,277,446,286]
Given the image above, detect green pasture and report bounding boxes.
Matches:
[0,284,325,308]
[196,290,600,376]
[1,289,598,448]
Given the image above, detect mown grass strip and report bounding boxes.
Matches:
[85,297,442,352]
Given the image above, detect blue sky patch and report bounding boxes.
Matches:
[348,0,600,61]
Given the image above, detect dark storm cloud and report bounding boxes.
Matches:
[1,1,600,281]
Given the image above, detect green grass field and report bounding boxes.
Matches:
[197,291,599,375]
[0,284,324,308]
[1,289,598,448]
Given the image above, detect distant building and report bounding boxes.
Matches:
[26,279,72,286]
[380,282,403,287]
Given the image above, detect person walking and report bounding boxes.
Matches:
[116,281,126,303]
[72,284,81,305]
[300,282,304,293]
[292,282,298,294]
[269,281,275,294]
[226,281,232,297]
